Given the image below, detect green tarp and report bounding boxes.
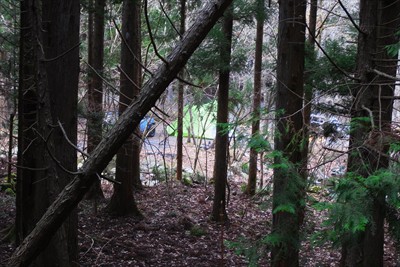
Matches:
[167,101,217,139]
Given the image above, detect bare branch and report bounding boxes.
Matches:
[372,68,400,81]
[144,0,168,65]
[337,0,364,34]
[112,19,153,77]
[305,23,359,81]
[42,42,81,62]
[57,120,89,158]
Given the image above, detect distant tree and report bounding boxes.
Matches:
[271,0,306,265]
[107,0,142,216]
[340,0,400,265]
[176,0,186,181]
[0,1,18,184]
[16,0,80,265]
[246,0,265,196]
[298,0,318,222]
[211,6,233,223]
[86,0,106,200]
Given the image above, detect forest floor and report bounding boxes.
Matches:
[0,131,399,266]
[0,180,399,266]
[0,181,338,267]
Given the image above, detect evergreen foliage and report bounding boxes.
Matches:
[313,169,400,248]
[306,38,357,113]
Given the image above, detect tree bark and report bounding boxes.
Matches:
[16,0,80,266]
[176,0,186,181]
[41,0,80,264]
[299,0,318,226]
[107,0,142,216]
[211,6,233,223]
[8,0,233,265]
[340,0,400,265]
[271,0,307,266]
[86,0,106,200]
[246,0,265,196]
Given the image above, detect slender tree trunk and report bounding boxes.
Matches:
[211,6,233,223]
[86,0,106,200]
[9,1,233,265]
[246,0,265,196]
[298,0,318,225]
[107,0,142,216]
[271,0,306,266]
[176,0,186,181]
[88,0,94,105]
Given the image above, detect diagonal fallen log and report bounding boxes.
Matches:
[9,0,232,266]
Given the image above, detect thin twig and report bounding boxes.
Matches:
[82,59,121,95]
[117,65,141,92]
[305,23,359,81]
[158,0,181,37]
[176,75,203,89]
[144,0,168,65]
[372,68,400,81]
[337,0,364,34]
[34,128,82,175]
[57,120,89,158]
[361,104,375,129]
[42,42,81,62]
[11,163,49,172]
[97,173,120,185]
[94,237,115,265]
[112,19,153,77]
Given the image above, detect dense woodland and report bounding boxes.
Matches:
[1,0,400,266]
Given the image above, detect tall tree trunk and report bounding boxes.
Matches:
[41,0,80,263]
[246,0,265,196]
[340,1,378,265]
[16,0,80,266]
[9,1,233,265]
[107,0,142,216]
[299,0,318,225]
[304,0,318,131]
[16,0,36,247]
[307,0,318,45]
[340,0,400,265]
[87,0,94,111]
[176,0,186,181]
[271,0,306,266]
[210,6,233,223]
[363,1,400,264]
[86,0,106,200]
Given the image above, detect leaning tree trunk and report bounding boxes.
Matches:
[210,6,233,223]
[271,0,307,266]
[107,0,142,216]
[246,0,265,196]
[8,1,233,265]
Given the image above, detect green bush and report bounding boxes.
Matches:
[190,225,207,237]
